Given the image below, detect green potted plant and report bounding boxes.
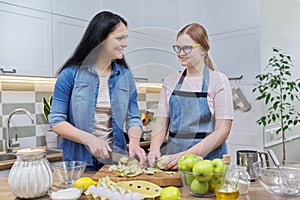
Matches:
[42,96,52,122]
[253,47,300,164]
[42,96,58,149]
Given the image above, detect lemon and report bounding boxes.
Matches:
[160,186,181,200]
[73,177,97,192]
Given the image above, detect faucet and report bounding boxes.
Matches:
[6,108,34,153]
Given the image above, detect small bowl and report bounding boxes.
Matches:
[253,160,300,197]
[48,187,82,200]
[52,161,87,187]
[178,169,225,197]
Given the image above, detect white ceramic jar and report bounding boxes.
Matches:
[8,148,53,198]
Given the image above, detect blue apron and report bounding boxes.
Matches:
[166,66,227,160]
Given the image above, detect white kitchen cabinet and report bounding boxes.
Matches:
[126,47,180,83]
[178,0,202,29]
[102,0,180,82]
[144,0,178,30]
[178,0,260,35]
[197,0,260,35]
[125,27,180,82]
[209,28,261,78]
[52,0,101,21]
[102,0,144,30]
[0,3,52,76]
[0,0,51,12]
[52,15,88,75]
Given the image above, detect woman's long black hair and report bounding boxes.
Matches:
[57,11,128,74]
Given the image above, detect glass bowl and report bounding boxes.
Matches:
[253,160,300,197]
[52,161,87,187]
[178,169,225,197]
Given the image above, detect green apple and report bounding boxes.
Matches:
[185,173,194,186]
[209,176,223,192]
[190,179,209,195]
[160,186,181,200]
[211,158,225,173]
[192,160,213,181]
[178,153,199,172]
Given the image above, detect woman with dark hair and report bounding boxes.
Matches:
[147,23,233,170]
[49,11,146,171]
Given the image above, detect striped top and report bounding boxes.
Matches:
[93,76,113,143]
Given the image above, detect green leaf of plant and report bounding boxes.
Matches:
[42,96,52,122]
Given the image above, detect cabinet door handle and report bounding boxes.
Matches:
[0,68,17,73]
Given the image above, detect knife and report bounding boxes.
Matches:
[110,152,140,165]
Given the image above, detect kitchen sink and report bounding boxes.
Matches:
[45,149,62,155]
[0,148,62,162]
[0,148,62,170]
[0,154,16,162]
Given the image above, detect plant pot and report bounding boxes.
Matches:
[45,130,58,149]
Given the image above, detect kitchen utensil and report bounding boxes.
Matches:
[92,165,182,186]
[52,161,86,187]
[8,148,53,199]
[232,87,251,112]
[111,152,140,165]
[236,150,269,181]
[253,160,300,197]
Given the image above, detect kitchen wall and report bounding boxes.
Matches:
[260,0,300,161]
[0,78,161,152]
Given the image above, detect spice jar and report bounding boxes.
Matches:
[8,148,53,198]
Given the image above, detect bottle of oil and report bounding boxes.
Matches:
[215,155,240,200]
[222,154,231,168]
[215,184,239,200]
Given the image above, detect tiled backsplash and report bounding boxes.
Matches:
[0,79,160,152]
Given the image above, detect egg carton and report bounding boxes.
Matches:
[85,180,162,200]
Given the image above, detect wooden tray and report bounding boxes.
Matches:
[92,165,182,187]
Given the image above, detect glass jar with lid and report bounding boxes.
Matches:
[8,148,53,198]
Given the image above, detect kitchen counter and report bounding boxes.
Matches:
[0,172,299,200]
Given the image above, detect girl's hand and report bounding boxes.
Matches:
[147,150,161,167]
[164,152,186,170]
[128,142,147,166]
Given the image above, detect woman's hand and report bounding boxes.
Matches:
[128,142,147,166]
[147,150,161,167]
[87,137,112,159]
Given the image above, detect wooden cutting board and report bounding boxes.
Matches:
[92,165,182,187]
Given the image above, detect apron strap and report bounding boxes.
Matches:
[175,66,210,92]
[202,66,209,92]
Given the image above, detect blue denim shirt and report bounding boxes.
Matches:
[48,61,142,166]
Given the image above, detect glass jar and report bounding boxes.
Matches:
[227,165,251,195]
[215,165,251,200]
[8,148,53,198]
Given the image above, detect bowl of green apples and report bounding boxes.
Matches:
[177,154,226,197]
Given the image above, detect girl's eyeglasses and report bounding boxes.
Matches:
[172,44,201,54]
